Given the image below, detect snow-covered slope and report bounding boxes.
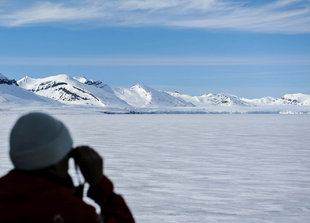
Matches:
[18,75,130,107]
[73,76,116,95]
[113,84,194,107]
[169,92,250,107]
[241,96,277,105]
[0,74,58,106]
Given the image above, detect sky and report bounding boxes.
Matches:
[0,0,310,98]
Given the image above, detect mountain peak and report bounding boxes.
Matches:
[19,74,73,84]
[132,83,145,88]
[19,75,32,82]
[131,83,154,92]
[115,83,194,107]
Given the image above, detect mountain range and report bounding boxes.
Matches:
[1,73,310,113]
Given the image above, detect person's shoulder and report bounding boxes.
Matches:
[0,170,22,189]
[0,170,99,221]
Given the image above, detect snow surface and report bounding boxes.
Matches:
[1,112,310,223]
[0,82,60,106]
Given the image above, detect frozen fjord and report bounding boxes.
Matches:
[0,113,310,223]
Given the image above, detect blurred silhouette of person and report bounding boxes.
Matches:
[0,112,135,223]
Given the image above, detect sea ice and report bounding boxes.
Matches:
[0,112,310,223]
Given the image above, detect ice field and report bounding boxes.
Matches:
[1,113,310,222]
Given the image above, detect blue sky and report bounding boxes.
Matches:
[0,0,310,98]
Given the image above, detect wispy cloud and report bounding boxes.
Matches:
[0,56,309,66]
[0,1,105,26]
[0,0,310,33]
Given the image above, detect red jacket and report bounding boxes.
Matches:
[0,170,135,223]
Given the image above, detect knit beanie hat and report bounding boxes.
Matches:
[9,113,73,171]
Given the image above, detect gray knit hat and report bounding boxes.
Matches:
[9,113,73,170]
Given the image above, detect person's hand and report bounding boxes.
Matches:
[72,146,103,188]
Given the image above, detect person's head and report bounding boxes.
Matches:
[9,112,73,177]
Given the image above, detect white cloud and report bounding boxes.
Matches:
[118,0,180,10]
[168,2,310,33]
[0,0,310,33]
[0,1,105,26]
[266,0,303,9]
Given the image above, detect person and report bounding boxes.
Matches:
[0,112,135,223]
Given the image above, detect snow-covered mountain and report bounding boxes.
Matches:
[169,92,250,107]
[280,93,310,105]
[170,91,310,107]
[113,83,194,107]
[1,73,310,113]
[0,74,58,106]
[17,75,194,108]
[18,75,129,107]
[242,93,310,106]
